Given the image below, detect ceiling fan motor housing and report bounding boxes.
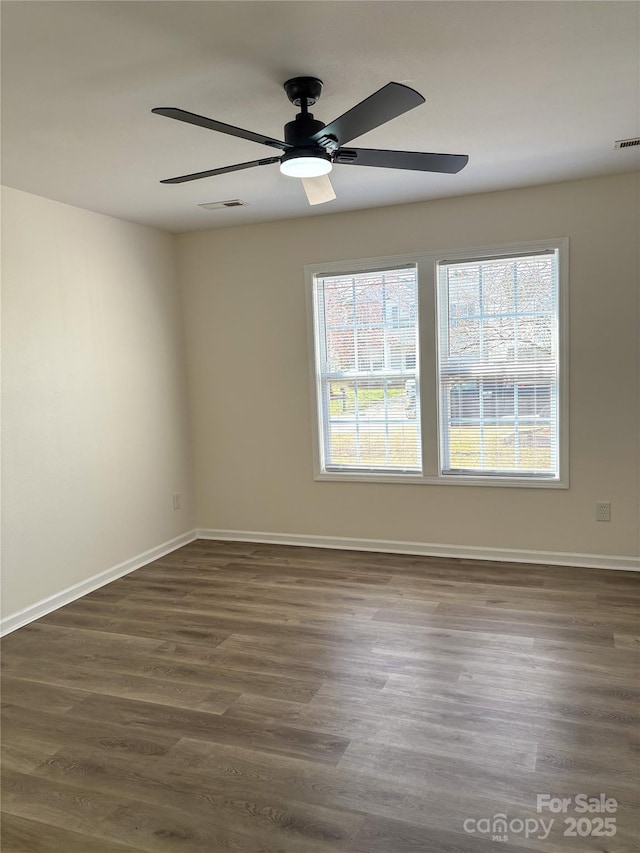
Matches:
[284,115,326,148]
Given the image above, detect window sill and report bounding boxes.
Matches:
[315,471,569,488]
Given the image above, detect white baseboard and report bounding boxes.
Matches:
[196,528,640,572]
[0,530,198,637]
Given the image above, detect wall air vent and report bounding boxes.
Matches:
[198,199,248,210]
[614,138,640,149]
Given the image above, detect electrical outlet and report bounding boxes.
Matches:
[596,502,611,522]
[172,493,181,511]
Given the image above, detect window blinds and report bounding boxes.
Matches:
[437,252,560,477]
[314,266,421,472]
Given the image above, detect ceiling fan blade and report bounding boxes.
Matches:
[311,82,425,148]
[152,107,291,151]
[160,157,280,184]
[301,174,337,206]
[334,148,469,174]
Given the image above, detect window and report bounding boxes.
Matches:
[307,239,568,487]
[437,252,560,479]
[312,265,421,473]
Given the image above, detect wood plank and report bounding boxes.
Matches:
[223,693,538,770]
[4,756,363,853]
[0,811,139,853]
[61,691,351,765]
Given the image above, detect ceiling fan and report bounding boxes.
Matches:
[152,77,468,206]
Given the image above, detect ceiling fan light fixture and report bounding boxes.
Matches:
[279,151,332,178]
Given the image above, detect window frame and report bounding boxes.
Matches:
[305,238,569,489]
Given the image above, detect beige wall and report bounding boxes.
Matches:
[178,173,639,560]
[1,187,194,618]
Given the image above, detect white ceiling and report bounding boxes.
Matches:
[2,1,639,233]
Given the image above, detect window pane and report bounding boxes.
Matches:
[438,253,559,477]
[315,267,421,473]
[323,379,420,469]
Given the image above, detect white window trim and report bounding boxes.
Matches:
[305,238,569,489]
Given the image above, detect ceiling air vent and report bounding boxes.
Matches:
[614,138,640,149]
[198,199,248,210]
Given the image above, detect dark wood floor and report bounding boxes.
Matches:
[1,540,639,852]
